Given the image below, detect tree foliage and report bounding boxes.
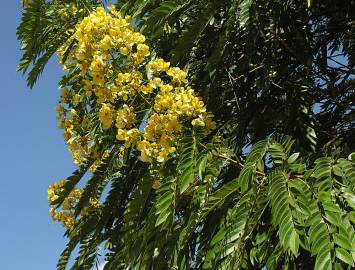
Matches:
[17,0,354,269]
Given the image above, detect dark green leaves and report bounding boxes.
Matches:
[268,170,299,256]
[239,163,255,192]
[155,175,177,227]
[17,0,355,268]
[288,152,300,164]
[17,0,69,87]
[52,159,92,208]
[51,133,355,269]
[17,0,99,87]
[177,132,199,193]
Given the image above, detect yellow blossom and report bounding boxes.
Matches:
[192,113,216,131]
[56,105,65,120]
[23,0,30,8]
[55,5,215,166]
[148,58,170,73]
[116,128,141,147]
[137,44,150,57]
[191,118,205,127]
[116,105,136,129]
[166,67,188,85]
[99,103,116,129]
[60,87,71,102]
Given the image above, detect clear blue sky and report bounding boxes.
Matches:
[0,2,77,269]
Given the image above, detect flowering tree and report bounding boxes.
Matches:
[18,1,354,269]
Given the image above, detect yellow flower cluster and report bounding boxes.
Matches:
[99,103,116,130]
[116,128,141,147]
[56,90,96,166]
[58,4,80,21]
[48,5,218,229]
[48,180,80,228]
[137,85,216,162]
[116,105,136,129]
[48,180,100,229]
[138,114,180,162]
[22,0,30,8]
[56,6,215,165]
[89,149,111,173]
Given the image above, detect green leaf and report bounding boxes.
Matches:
[180,167,195,193]
[269,135,295,164]
[202,189,261,269]
[123,173,154,231]
[52,159,93,208]
[335,248,354,266]
[17,0,79,88]
[288,152,300,164]
[246,140,269,163]
[314,249,332,270]
[333,233,353,251]
[197,152,209,180]
[74,153,112,216]
[289,229,300,256]
[268,170,299,255]
[57,236,80,270]
[171,2,216,63]
[155,174,177,228]
[314,157,332,180]
[239,163,254,192]
[202,179,239,216]
[341,187,355,210]
[178,130,203,193]
[143,0,191,35]
[239,0,254,28]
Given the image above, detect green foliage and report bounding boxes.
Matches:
[53,134,354,269]
[73,152,112,216]
[17,0,355,269]
[177,129,201,193]
[268,170,299,256]
[155,173,176,227]
[17,0,103,88]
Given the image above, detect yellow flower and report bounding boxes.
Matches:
[116,128,126,141]
[137,44,150,57]
[23,0,30,8]
[154,92,174,112]
[148,58,170,73]
[192,113,216,131]
[60,87,71,102]
[139,82,153,94]
[137,140,153,162]
[99,103,116,129]
[116,128,141,147]
[59,10,69,21]
[54,6,215,165]
[120,47,129,55]
[116,105,136,129]
[151,77,163,89]
[100,35,113,51]
[212,135,222,143]
[167,67,188,85]
[203,113,217,131]
[56,105,65,120]
[47,180,66,204]
[160,84,173,93]
[116,72,132,84]
[163,23,172,34]
[191,118,205,127]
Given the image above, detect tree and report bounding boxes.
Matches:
[17,0,354,269]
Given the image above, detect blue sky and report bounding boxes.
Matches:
[0,2,76,269]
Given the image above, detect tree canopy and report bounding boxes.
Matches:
[17,0,354,269]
